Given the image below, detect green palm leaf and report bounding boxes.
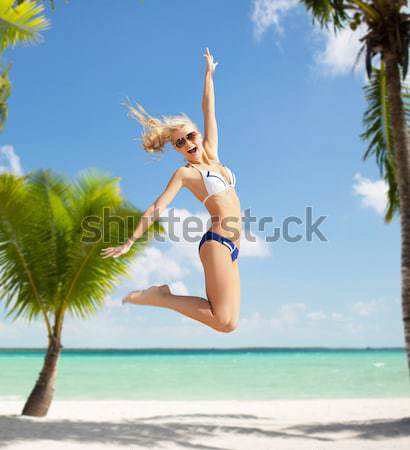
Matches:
[0,173,53,330]
[360,62,410,222]
[0,63,11,130]
[59,170,140,319]
[301,0,349,32]
[0,0,50,53]
[15,1,59,12]
[24,170,73,308]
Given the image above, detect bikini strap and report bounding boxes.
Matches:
[202,193,212,205]
[191,164,204,174]
[186,161,205,175]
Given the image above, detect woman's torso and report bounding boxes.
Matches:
[182,160,241,247]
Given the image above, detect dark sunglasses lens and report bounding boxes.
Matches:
[187,132,196,140]
[175,138,185,148]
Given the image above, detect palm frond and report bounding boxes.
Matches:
[24,170,73,307]
[60,169,165,320]
[360,62,410,222]
[0,63,12,131]
[14,1,57,12]
[0,173,54,331]
[0,0,50,53]
[301,0,349,32]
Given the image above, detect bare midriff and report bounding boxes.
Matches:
[204,188,241,248]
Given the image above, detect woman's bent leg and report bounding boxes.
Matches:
[123,240,240,332]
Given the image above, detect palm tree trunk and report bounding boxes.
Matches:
[384,50,410,377]
[21,334,63,417]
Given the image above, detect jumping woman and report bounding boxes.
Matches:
[101,48,241,333]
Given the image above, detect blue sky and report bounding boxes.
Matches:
[0,0,404,348]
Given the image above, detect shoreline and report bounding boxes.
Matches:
[1,398,409,449]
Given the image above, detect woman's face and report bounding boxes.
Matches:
[171,125,203,162]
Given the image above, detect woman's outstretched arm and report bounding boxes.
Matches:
[202,48,219,162]
[128,168,185,244]
[101,167,186,259]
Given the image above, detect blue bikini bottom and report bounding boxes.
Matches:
[198,230,239,262]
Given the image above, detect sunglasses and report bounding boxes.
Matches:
[174,131,198,149]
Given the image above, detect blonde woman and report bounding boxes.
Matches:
[101,48,241,333]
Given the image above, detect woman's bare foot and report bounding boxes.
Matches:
[122,284,171,306]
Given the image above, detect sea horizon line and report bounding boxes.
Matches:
[0,346,405,352]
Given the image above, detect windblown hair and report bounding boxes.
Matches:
[124,100,197,154]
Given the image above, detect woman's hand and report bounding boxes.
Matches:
[100,239,133,259]
[204,47,218,75]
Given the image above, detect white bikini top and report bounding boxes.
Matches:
[185,159,237,205]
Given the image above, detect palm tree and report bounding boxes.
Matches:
[301,0,410,375]
[0,169,164,416]
[0,0,49,130]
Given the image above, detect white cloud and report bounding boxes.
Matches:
[239,311,266,332]
[159,207,209,271]
[307,310,327,321]
[240,232,271,258]
[126,246,190,290]
[268,302,309,330]
[353,173,388,216]
[330,312,348,322]
[0,145,23,176]
[352,299,388,317]
[312,24,367,77]
[276,302,307,324]
[250,1,370,78]
[168,280,190,296]
[239,303,367,336]
[0,316,44,344]
[251,0,299,40]
[104,297,123,309]
[345,321,365,334]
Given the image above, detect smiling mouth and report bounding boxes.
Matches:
[188,147,197,154]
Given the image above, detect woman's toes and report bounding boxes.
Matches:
[122,285,167,306]
[122,289,145,305]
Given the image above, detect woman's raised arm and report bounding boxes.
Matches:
[202,48,219,162]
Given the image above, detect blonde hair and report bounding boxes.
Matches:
[124,99,197,154]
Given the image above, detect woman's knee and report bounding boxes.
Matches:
[212,307,239,333]
[219,319,239,333]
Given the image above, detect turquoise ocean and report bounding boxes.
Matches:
[1,348,409,401]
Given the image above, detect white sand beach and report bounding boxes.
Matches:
[0,399,409,449]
